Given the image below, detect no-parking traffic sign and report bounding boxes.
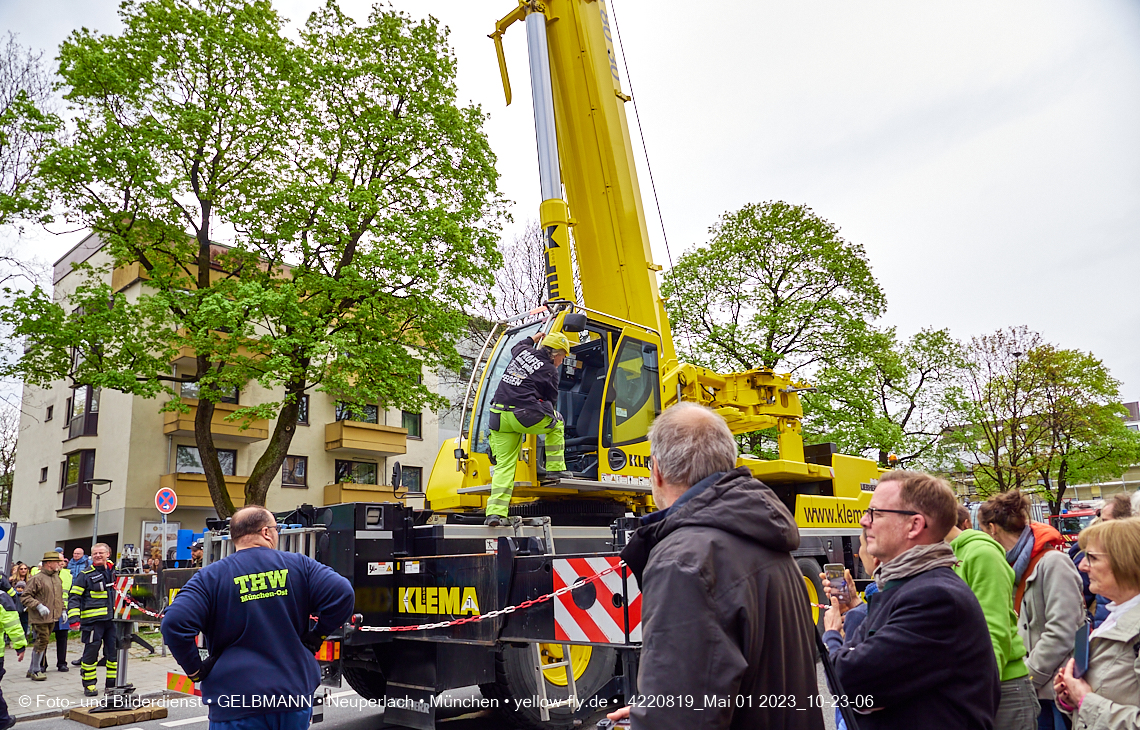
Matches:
[155,487,178,514]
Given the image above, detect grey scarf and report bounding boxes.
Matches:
[874,542,959,589]
[1006,525,1035,585]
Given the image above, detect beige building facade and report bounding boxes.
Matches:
[10,235,445,563]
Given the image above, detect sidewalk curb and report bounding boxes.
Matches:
[15,690,174,723]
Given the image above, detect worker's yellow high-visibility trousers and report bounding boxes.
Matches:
[487,407,566,518]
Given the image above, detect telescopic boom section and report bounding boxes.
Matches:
[495,0,676,367]
[492,1,813,454]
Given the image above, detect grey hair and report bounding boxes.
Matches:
[649,402,738,487]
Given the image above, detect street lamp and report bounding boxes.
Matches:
[87,478,113,552]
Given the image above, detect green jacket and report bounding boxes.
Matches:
[951,529,1030,682]
[0,576,25,651]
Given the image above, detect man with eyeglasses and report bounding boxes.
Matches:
[162,506,354,730]
[821,471,999,730]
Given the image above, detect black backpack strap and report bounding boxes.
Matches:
[815,627,860,730]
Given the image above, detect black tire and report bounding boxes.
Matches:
[480,644,617,730]
[342,665,386,701]
[797,557,826,631]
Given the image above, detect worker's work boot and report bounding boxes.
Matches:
[484,515,507,527]
[540,471,573,485]
[83,686,98,698]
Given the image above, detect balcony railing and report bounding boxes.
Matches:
[325,420,407,457]
[60,482,93,510]
[68,412,98,439]
[163,398,268,443]
[159,473,247,508]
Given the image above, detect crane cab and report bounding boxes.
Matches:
[427,306,661,517]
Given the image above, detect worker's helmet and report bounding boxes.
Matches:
[541,332,572,355]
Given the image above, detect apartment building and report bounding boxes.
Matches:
[9,234,446,563]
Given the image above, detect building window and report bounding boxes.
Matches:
[335,459,377,485]
[176,445,237,476]
[1128,424,1139,432]
[296,395,309,425]
[402,411,422,439]
[60,450,96,509]
[63,398,71,428]
[401,466,423,492]
[39,467,48,483]
[45,405,53,422]
[336,401,378,424]
[68,385,100,439]
[459,357,475,383]
[181,377,239,404]
[282,456,308,488]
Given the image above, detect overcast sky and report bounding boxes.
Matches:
[3,0,1139,398]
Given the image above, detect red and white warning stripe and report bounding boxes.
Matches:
[553,557,641,644]
[113,576,134,619]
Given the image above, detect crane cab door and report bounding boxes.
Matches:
[553,327,660,483]
[597,334,660,485]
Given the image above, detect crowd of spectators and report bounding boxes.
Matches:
[821,479,1140,730]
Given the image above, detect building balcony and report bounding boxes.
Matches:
[111,262,149,293]
[57,483,95,518]
[325,421,407,457]
[163,398,269,443]
[160,473,247,509]
[170,329,261,370]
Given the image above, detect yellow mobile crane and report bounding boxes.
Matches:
[306,4,885,726]
[428,0,879,564]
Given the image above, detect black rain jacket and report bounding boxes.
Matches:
[490,338,560,425]
[832,566,1000,730]
[620,466,825,730]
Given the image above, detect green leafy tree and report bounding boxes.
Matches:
[663,201,885,457]
[943,326,1052,494]
[663,201,885,375]
[1030,345,1140,515]
[808,326,965,468]
[1,0,504,517]
[0,33,58,226]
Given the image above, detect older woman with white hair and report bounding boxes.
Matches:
[1053,517,1140,730]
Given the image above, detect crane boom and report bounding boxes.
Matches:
[494,0,676,367]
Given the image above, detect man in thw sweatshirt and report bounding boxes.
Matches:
[162,507,354,730]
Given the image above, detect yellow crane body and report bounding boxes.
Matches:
[428,0,879,557]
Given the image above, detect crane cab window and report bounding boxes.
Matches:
[604,339,660,447]
[471,323,546,456]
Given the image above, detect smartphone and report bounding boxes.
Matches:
[1073,621,1090,679]
[824,563,848,603]
[596,719,630,730]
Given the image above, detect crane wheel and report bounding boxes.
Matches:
[342,665,386,701]
[480,643,617,729]
[797,557,826,631]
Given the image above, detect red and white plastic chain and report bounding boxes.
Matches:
[351,560,628,633]
[120,594,165,619]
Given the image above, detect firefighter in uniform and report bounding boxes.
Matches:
[485,331,573,526]
[67,543,117,697]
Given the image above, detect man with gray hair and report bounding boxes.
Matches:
[607,402,824,730]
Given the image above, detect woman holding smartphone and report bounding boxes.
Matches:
[1054,517,1140,730]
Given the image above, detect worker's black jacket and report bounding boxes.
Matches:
[67,564,116,627]
[620,467,825,730]
[490,338,560,425]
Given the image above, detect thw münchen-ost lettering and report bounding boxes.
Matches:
[233,569,289,603]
